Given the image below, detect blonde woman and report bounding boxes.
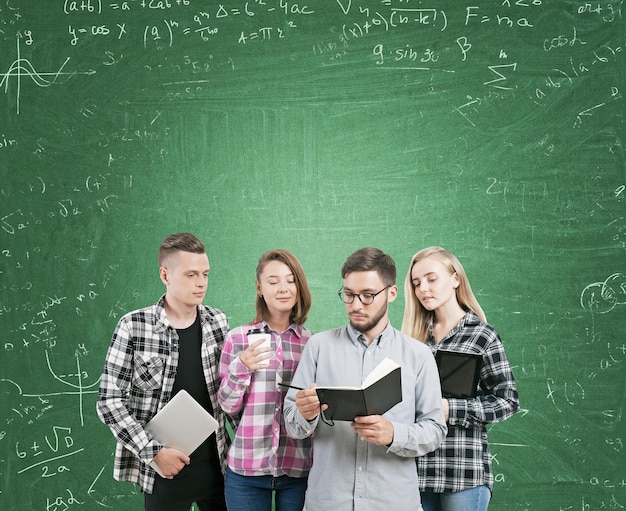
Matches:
[402,247,519,511]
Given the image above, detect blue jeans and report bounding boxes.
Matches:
[224,466,307,511]
[421,486,491,511]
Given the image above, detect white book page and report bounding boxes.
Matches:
[361,358,400,388]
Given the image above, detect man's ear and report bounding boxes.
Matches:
[387,285,399,303]
[159,266,168,286]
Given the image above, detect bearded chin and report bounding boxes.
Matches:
[350,302,388,334]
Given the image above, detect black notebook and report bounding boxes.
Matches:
[435,350,482,398]
[316,358,402,422]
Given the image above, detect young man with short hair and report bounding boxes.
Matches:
[97,233,231,511]
[284,247,447,511]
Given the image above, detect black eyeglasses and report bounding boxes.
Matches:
[337,285,391,305]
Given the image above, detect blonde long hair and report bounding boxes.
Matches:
[401,247,486,341]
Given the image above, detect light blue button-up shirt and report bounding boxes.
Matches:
[284,323,446,511]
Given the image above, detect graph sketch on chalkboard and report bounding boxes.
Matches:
[0,38,95,114]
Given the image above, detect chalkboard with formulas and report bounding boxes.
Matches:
[1,1,624,510]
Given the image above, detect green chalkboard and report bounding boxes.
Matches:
[1,1,624,509]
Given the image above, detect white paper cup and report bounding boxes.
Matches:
[247,328,271,367]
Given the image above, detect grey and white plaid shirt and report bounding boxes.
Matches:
[96,295,232,494]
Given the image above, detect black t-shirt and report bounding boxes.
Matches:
[172,312,218,463]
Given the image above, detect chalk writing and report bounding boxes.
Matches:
[238,26,286,43]
[574,86,621,128]
[0,38,95,114]
[576,2,622,22]
[64,0,103,15]
[580,273,626,314]
[533,41,623,105]
[542,26,587,52]
[372,43,455,72]
[46,489,84,511]
[0,133,18,149]
[464,5,538,28]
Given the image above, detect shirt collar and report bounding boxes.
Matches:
[155,294,213,332]
[463,310,481,325]
[347,321,394,347]
[155,295,169,332]
[256,320,303,338]
[426,310,481,345]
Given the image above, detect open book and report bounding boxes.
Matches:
[316,358,402,422]
[145,390,219,477]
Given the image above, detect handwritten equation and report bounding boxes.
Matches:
[0,0,622,127]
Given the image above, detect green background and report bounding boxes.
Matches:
[1,1,624,509]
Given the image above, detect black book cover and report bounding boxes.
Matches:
[435,350,482,398]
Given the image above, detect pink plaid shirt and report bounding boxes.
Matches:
[218,321,313,478]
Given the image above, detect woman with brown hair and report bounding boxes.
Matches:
[218,250,313,511]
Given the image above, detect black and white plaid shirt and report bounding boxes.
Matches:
[418,311,519,493]
[96,295,232,494]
